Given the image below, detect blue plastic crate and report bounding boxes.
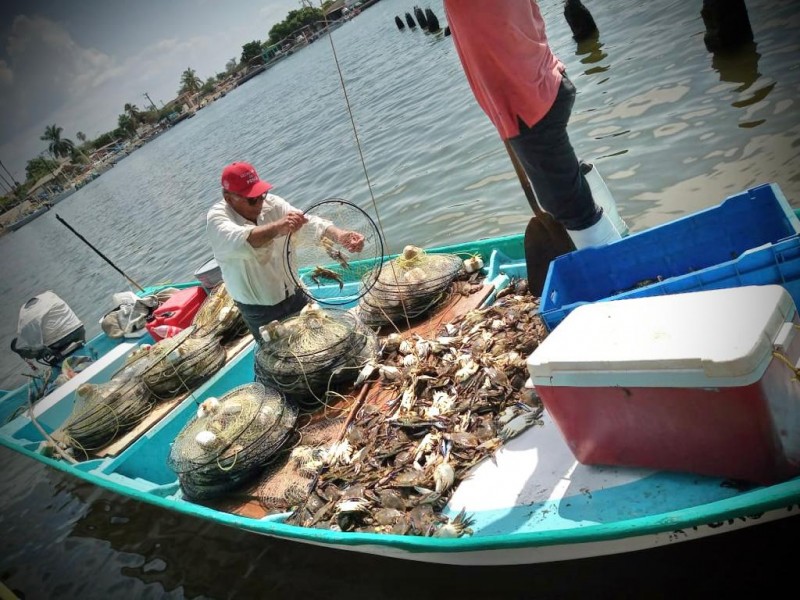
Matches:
[540,183,800,331]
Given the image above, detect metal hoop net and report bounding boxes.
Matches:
[191,282,248,343]
[285,199,383,306]
[355,246,465,327]
[52,377,154,456]
[254,305,379,411]
[167,382,298,500]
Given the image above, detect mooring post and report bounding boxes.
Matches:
[395,15,405,30]
[701,0,754,52]
[415,6,429,30]
[425,8,441,33]
[405,12,417,28]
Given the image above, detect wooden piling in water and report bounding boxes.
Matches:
[701,0,754,52]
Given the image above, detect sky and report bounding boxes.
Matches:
[0,0,303,185]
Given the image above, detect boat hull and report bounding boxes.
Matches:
[2,226,799,566]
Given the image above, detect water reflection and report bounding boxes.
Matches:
[574,31,610,77]
[710,41,775,127]
[710,41,761,92]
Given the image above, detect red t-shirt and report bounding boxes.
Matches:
[444,0,565,139]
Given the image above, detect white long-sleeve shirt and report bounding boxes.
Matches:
[206,193,328,306]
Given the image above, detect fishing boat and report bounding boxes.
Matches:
[8,204,50,232]
[2,184,799,566]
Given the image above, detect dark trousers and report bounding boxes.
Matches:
[508,73,601,231]
[235,289,308,344]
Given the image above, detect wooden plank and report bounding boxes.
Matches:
[380,281,494,339]
[95,332,254,458]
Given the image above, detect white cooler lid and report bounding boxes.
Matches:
[528,285,796,388]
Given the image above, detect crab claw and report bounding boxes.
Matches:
[499,411,540,442]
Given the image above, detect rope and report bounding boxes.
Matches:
[321,9,419,308]
[772,350,800,380]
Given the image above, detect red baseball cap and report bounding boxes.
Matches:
[221,162,273,198]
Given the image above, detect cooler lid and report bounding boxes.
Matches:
[528,285,796,388]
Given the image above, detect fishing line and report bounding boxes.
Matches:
[322,11,386,242]
[321,9,414,322]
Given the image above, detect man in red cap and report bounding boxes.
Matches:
[207,161,364,342]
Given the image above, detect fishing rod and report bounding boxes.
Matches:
[55,214,146,292]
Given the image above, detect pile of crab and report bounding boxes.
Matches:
[285,277,549,537]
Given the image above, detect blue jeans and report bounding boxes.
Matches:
[508,73,601,231]
[235,289,308,344]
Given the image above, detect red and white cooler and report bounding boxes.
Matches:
[527,285,800,484]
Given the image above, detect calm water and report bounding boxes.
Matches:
[2,0,799,597]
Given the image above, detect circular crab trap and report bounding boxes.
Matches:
[52,378,154,457]
[285,198,383,307]
[191,282,248,343]
[355,245,465,327]
[254,304,379,411]
[167,382,298,500]
[133,326,226,399]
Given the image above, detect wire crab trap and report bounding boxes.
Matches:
[355,245,465,328]
[167,382,298,500]
[113,326,226,399]
[285,198,384,307]
[190,282,248,343]
[253,304,379,411]
[51,377,154,458]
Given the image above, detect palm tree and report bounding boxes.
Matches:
[123,103,142,126]
[40,124,75,159]
[179,67,202,95]
[76,131,87,143]
[117,113,136,138]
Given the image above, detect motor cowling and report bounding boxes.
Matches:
[10,291,85,365]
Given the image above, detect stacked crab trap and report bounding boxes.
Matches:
[52,377,154,457]
[127,326,227,400]
[190,282,248,343]
[355,245,466,328]
[167,382,298,500]
[254,304,379,411]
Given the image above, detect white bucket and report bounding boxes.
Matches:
[583,162,629,237]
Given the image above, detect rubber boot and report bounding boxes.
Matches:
[581,162,629,237]
[567,212,622,249]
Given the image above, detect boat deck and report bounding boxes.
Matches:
[200,282,496,520]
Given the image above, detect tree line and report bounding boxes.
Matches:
[2,3,337,211]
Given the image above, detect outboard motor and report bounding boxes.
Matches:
[10,291,85,367]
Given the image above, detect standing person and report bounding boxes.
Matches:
[206,161,364,342]
[443,0,621,248]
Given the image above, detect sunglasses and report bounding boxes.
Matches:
[239,193,266,206]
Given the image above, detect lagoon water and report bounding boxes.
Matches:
[1,0,799,597]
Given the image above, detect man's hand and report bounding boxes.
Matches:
[339,230,365,253]
[278,210,308,236]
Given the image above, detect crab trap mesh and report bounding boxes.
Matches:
[253,304,379,411]
[191,282,248,343]
[167,382,298,500]
[52,377,154,457]
[285,199,384,306]
[254,415,347,513]
[355,246,465,327]
[114,326,226,399]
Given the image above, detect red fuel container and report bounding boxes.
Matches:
[146,286,208,341]
[527,285,800,484]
